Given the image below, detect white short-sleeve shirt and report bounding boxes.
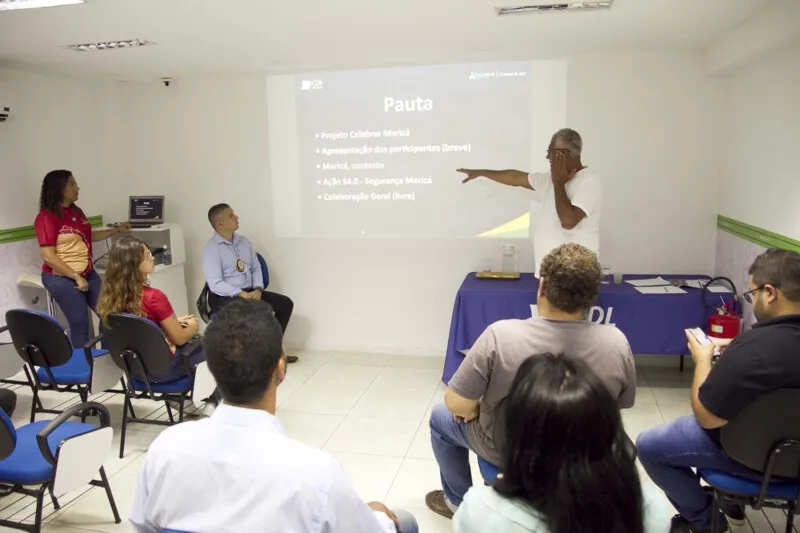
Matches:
[528,169,602,276]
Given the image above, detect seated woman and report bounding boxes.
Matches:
[98,236,203,383]
[453,353,672,533]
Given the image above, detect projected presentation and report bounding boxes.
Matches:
[267,60,566,238]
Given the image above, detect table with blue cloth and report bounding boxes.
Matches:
[443,273,731,383]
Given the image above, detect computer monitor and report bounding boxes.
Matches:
[129,196,165,223]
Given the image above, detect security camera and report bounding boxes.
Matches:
[160,78,173,87]
[0,107,9,122]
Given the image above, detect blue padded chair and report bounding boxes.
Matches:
[256,252,270,289]
[698,389,800,533]
[1,309,111,423]
[97,313,206,457]
[0,401,120,533]
[478,457,501,484]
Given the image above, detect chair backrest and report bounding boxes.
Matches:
[256,253,269,289]
[4,309,73,368]
[721,389,800,478]
[103,313,174,381]
[196,284,211,324]
[0,407,16,461]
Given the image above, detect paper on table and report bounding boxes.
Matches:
[706,285,732,293]
[635,286,686,295]
[626,277,670,287]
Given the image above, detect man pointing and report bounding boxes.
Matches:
[459,128,602,276]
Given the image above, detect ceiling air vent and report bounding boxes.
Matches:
[496,1,614,16]
[63,39,156,52]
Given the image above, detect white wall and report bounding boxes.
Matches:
[0,68,123,330]
[0,68,123,228]
[718,42,800,239]
[113,51,723,355]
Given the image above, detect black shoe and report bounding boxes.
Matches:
[670,514,729,533]
[286,355,298,363]
[703,487,746,526]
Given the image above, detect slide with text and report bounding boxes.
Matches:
[267,60,567,238]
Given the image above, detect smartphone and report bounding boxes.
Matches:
[687,328,721,357]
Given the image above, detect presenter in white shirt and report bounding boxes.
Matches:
[130,299,417,533]
[458,128,602,276]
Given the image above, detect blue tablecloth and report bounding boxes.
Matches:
[443,273,730,383]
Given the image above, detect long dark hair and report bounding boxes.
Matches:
[495,353,644,533]
[39,170,81,217]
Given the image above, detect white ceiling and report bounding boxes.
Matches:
[0,0,771,80]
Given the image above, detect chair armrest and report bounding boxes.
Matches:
[177,337,203,376]
[36,401,111,465]
[83,333,104,365]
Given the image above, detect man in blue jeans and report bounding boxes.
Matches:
[637,248,800,533]
[425,244,636,518]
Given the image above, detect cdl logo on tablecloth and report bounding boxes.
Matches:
[531,305,616,326]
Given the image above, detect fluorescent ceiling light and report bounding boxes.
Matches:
[496,1,613,16]
[64,38,156,52]
[0,0,84,11]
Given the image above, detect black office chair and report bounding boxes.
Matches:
[196,284,212,324]
[95,313,212,457]
[699,389,800,533]
[1,309,113,422]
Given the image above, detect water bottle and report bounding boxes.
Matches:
[501,244,516,273]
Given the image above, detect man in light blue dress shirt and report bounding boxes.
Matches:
[202,203,297,362]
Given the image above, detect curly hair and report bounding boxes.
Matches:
[539,243,602,313]
[39,170,82,217]
[97,236,149,326]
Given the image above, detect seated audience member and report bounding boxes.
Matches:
[202,203,297,363]
[130,299,418,533]
[98,236,203,382]
[426,243,636,518]
[637,248,800,533]
[454,353,671,533]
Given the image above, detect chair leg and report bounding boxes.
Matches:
[119,395,129,459]
[711,491,722,533]
[48,485,60,510]
[164,400,175,424]
[79,388,88,422]
[98,466,121,524]
[179,395,185,422]
[785,500,796,533]
[33,486,46,533]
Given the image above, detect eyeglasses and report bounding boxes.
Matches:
[742,285,778,303]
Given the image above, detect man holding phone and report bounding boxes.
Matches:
[458,128,602,276]
[637,248,800,533]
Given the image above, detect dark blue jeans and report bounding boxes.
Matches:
[41,270,102,349]
[150,343,206,383]
[430,402,474,507]
[637,415,760,531]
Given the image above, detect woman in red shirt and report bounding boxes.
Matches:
[35,170,129,349]
[97,236,204,382]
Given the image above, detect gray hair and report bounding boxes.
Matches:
[552,128,583,156]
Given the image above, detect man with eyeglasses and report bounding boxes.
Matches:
[458,128,602,276]
[636,248,800,533]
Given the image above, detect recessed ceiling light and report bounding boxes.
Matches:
[64,39,156,52]
[0,0,84,11]
[496,1,613,16]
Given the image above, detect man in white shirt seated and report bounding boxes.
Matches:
[130,299,418,533]
[458,128,602,276]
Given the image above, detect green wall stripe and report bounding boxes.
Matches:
[718,215,800,253]
[0,215,104,245]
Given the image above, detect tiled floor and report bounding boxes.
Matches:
[0,354,793,532]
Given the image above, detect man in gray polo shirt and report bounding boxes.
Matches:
[425,243,636,518]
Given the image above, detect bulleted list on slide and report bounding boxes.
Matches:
[293,63,533,237]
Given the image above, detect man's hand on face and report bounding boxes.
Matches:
[550,151,578,185]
